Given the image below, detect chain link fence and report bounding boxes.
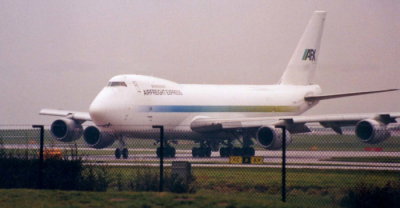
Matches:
[1,124,399,206]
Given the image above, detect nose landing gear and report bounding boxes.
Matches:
[115,137,129,159]
[115,147,129,159]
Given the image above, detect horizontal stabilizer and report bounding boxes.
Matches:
[304,89,399,102]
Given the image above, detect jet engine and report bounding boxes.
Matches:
[83,126,115,149]
[355,119,390,144]
[50,118,83,142]
[255,126,292,150]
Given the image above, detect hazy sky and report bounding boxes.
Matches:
[1,0,399,125]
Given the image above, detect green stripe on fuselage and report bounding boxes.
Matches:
[137,105,298,113]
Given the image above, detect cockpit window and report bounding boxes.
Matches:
[107,81,127,87]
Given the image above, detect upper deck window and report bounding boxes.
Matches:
[107,81,127,87]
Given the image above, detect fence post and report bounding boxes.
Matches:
[32,125,44,189]
[278,126,287,202]
[153,125,164,192]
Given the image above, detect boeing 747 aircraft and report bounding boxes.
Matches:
[41,11,399,159]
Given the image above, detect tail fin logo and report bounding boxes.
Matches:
[302,49,316,61]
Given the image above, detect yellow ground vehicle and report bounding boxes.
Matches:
[40,148,62,159]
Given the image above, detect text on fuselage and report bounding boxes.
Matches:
[143,89,183,96]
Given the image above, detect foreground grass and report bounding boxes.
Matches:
[106,167,400,191]
[1,166,399,207]
[0,189,336,208]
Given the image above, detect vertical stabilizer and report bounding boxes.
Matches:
[280,11,326,85]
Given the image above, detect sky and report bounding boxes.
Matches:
[1,0,399,125]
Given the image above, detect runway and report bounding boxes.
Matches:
[86,149,400,171]
[3,145,400,171]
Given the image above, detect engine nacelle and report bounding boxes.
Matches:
[355,119,390,144]
[256,126,292,150]
[50,118,83,142]
[83,126,115,149]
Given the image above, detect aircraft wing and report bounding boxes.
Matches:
[190,113,400,134]
[40,109,91,122]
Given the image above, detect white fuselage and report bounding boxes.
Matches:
[88,75,322,133]
[87,12,328,137]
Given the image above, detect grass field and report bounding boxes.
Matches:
[1,166,399,208]
[104,166,400,192]
[0,189,335,208]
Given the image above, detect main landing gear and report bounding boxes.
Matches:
[192,147,212,157]
[155,138,176,158]
[219,147,255,157]
[156,145,176,158]
[219,136,256,157]
[115,138,129,159]
[192,141,212,157]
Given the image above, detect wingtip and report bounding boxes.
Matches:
[382,88,400,92]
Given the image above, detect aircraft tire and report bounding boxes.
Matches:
[199,148,206,157]
[192,147,211,157]
[204,147,212,157]
[242,147,255,157]
[169,147,176,158]
[192,147,199,157]
[233,147,243,156]
[122,148,129,159]
[219,147,226,157]
[115,148,122,159]
[157,147,176,158]
[219,147,231,157]
[156,147,161,158]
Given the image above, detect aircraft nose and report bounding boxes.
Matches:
[89,89,120,126]
[89,97,110,126]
